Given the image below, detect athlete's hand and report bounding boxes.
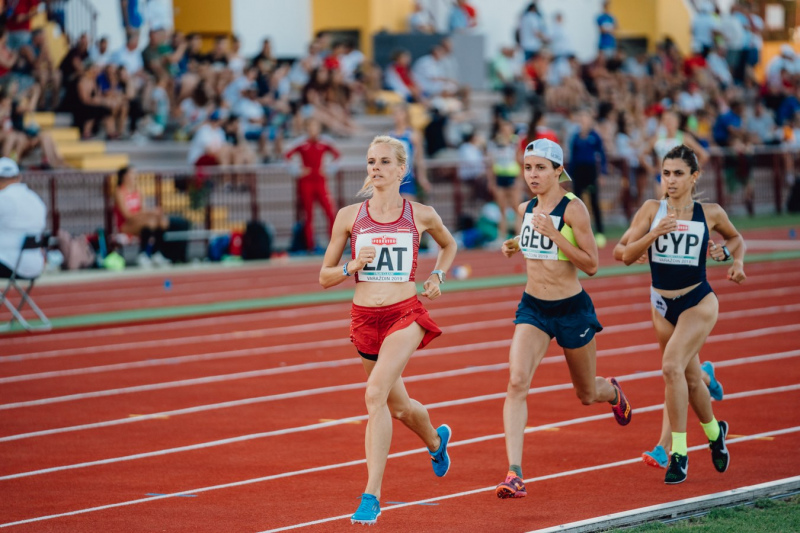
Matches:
[634,253,648,264]
[652,214,677,237]
[708,239,726,261]
[354,246,377,271]
[727,262,746,284]
[421,277,441,300]
[502,236,520,258]
[531,211,557,239]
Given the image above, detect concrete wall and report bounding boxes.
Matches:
[232,0,312,58]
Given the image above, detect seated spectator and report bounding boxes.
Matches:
[0,157,46,279]
[339,40,364,85]
[384,49,422,102]
[489,46,522,93]
[412,44,458,98]
[177,80,212,139]
[408,2,435,34]
[746,100,778,145]
[232,82,269,158]
[252,38,275,72]
[301,66,356,136]
[0,29,20,87]
[57,33,89,113]
[187,109,229,165]
[2,82,66,168]
[110,31,144,77]
[113,165,170,268]
[706,42,733,88]
[74,62,116,138]
[228,35,246,75]
[97,64,132,138]
[89,36,111,67]
[448,0,477,33]
[221,114,258,166]
[777,83,800,126]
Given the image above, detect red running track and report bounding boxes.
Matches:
[0,258,799,532]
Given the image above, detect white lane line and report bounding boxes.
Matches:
[1,320,798,414]
[258,425,800,532]
[2,353,798,480]
[2,416,795,530]
[3,269,794,355]
[3,296,799,385]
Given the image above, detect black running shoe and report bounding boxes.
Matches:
[664,453,688,484]
[709,420,730,473]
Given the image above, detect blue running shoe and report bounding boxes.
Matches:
[429,424,452,477]
[351,493,380,525]
[701,361,724,401]
[642,445,669,468]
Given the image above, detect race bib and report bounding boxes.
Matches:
[650,219,705,266]
[519,213,560,261]
[355,233,413,282]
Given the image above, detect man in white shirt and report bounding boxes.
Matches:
[89,36,111,67]
[691,1,719,55]
[412,45,458,97]
[518,5,547,60]
[187,110,229,165]
[0,158,46,279]
[110,31,143,76]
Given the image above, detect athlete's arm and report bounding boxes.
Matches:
[613,229,630,262]
[705,203,746,284]
[622,200,670,265]
[416,204,457,299]
[547,198,598,276]
[319,205,363,288]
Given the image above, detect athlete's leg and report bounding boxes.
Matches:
[659,294,719,434]
[563,338,617,405]
[503,324,551,468]
[362,357,440,451]
[362,322,426,499]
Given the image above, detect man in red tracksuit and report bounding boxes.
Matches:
[285,118,341,251]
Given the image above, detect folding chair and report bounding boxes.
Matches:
[0,232,52,332]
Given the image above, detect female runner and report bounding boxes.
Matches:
[496,138,632,499]
[320,135,457,523]
[622,144,746,483]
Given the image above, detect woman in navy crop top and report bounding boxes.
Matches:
[623,144,746,484]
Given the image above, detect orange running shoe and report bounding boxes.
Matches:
[496,471,527,499]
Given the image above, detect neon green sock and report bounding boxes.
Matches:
[701,418,720,441]
[671,432,688,456]
[509,464,523,478]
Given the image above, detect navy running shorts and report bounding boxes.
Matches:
[650,280,715,326]
[514,290,603,349]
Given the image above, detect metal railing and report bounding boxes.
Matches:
[19,146,799,252]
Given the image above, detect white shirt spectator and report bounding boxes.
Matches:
[222,75,252,106]
[458,141,485,181]
[233,97,265,135]
[179,97,209,132]
[548,17,572,58]
[707,50,733,86]
[146,0,173,31]
[720,12,745,51]
[766,47,800,91]
[0,182,47,278]
[340,49,364,83]
[89,44,111,67]
[412,54,449,96]
[187,123,226,164]
[678,89,705,114]
[691,6,719,53]
[518,10,546,55]
[110,45,143,75]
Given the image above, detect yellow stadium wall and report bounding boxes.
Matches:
[612,0,691,55]
[312,0,414,58]
[756,41,800,82]
[174,0,232,50]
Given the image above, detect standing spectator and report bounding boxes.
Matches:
[596,1,617,57]
[549,12,573,59]
[487,119,521,242]
[742,1,763,70]
[120,0,144,33]
[285,118,340,252]
[568,109,607,245]
[408,2,435,34]
[389,103,430,202]
[6,0,40,51]
[720,4,746,84]
[691,1,719,55]
[0,157,46,279]
[518,2,547,61]
[713,100,756,214]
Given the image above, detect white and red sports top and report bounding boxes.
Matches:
[351,199,419,283]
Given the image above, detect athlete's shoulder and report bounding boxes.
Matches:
[410,201,438,220]
[700,201,727,221]
[338,202,363,219]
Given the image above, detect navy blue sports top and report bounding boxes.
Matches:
[648,200,709,290]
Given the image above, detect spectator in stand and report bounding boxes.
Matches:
[74,63,118,139]
[384,49,422,102]
[489,46,522,93]
[110,31,144,76]
[301,66,356,137]
[114,165,170,268]
[596,1,617,57]
[518,2,547,61]
[6,0,40,51]
[389,103,430,202]
[777,83,800,126]
[713,100,756,214]
[746,100,778,145]
[412,44,459,99]
[691,1,719,56]
[339,41,364,85]
[706,42,734,89]
[0,157,46,279]
[677,81,705,115]
[448,0,477,33]
[187,108,231,165]
[177,79,211,138]
[488,119,521,242]
[233,81,269,160]
[285,117,340,252]
[97,64,131,138]
[207,36,230,70]
[227,35,246,75]
[615,110,646,218]
[252,38,275,71]
[221,114,257,168]
[741,1,763,70]
[720,3,747,84]
[568,109,607,246]
[0,29,19,86]
[408,1,436,34]
[120,0,144,33]
[89,36,111,67]
[2,82,65,168]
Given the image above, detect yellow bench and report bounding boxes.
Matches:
[65,153,130,171]
[56,141,107,157]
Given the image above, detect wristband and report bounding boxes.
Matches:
[343,261,352,276]
[721,245,731,261]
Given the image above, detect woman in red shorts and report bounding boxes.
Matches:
[320,135,457,525]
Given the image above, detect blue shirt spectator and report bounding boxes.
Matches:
[596,4,617,53]
[569,130,607,174]
[777,94,800,126]
[713,108,743,146]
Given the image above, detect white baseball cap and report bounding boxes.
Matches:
[0,157,19,178]
[524,139,572,182]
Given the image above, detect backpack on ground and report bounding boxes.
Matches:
[242,220,272,260]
